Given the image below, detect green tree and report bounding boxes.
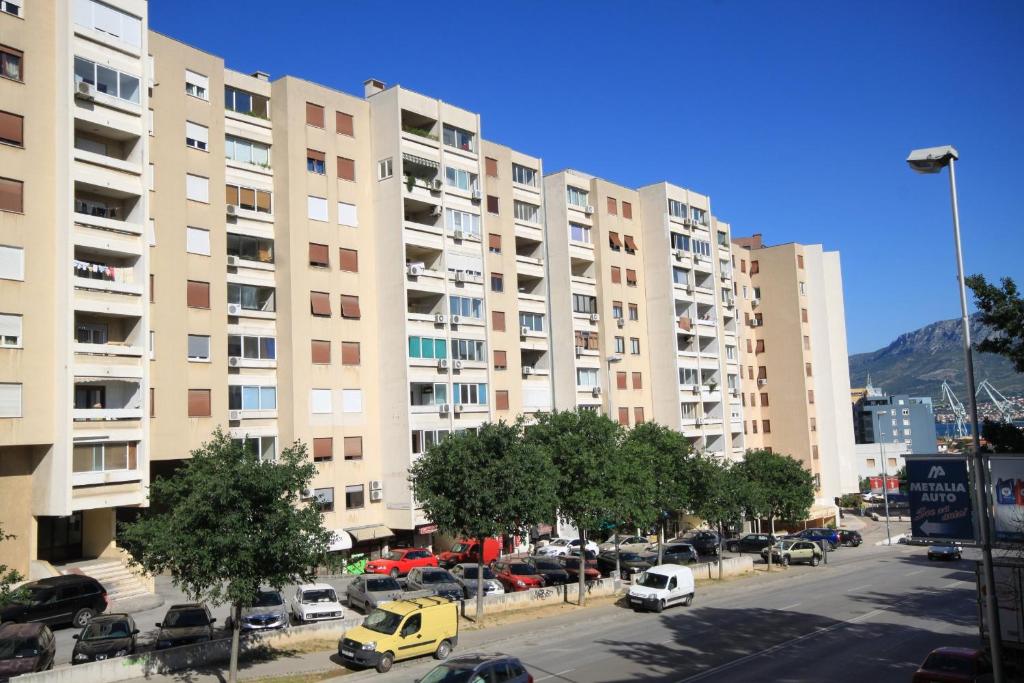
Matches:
[966,275,1024,372]
[0,524,28,608]
[736,450,815,571]
[982,419,1024,453]
[525,409,624,605]
[687,455,753,578]
[409,419,558,622]
[120,429,333,683]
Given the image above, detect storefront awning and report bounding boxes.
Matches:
[328,529,353,552]
[347,524,394,543]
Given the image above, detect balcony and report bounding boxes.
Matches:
[73,122,143,177]
[74,185,144,236]
[401,110,440,145]
[73,245,142,296]
[73,378,143,422]
[410,382,448,415]
[71,441,142,488]
[227,284,276,320]
[74,312,143,357]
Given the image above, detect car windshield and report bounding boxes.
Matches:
[532,560,561,570]
[923,653,975,674]
[620,553,642,561]
[773,541,796,550]
[635,572,669,589]
[550,539,569,547]
[450,543,468,553]
[82,620,132,640]
[421,571,456,584]
[508,565,535,576]
[459,566,495,580]
[362,608,402,635]
[301,589,337,603]
[163,609,209,628]
[420,664,476,683]
[0,636,39,658]
[668,546,693,554]
[254,591,283,607]
[384,552,404,561]
[365,578,401,591]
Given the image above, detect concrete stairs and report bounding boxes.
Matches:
[59,557,154,605]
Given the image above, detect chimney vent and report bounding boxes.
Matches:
[251,71,270,81]
[364,78,386,97]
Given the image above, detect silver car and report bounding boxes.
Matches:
[345,575,403,612]
[450,563,505,598]
[231,589,289,632]
[405,567,463,601]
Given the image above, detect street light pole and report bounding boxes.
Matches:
[606,354,624,579]
[907,146,1004,681]
[878,435,892,546]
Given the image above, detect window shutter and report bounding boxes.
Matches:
[486,195,499,214]
[496,390,510,410]
[337,156,355,181]
[313,437,333,460]
[0,313,21,340]
[616,372,627,390]
[0,178,23,213]
[611,267,621,283]
[311,340,331,363]
[608,232,622,248]
[186,280,210,308]
[339,248,358,272]
[256,190,272,212]
[626,269,637,285]
[187,389,210,417]
[0,383,21,417]
[750,260,759,275]
[493,350,506,368]
[632,372,642,389]
[622,201,632,219]
[311,389,332,414]
[492,311,505,331]
[341,341,360,365]
[801,308,808,323]
[617,407,629,426]
[488,233,501,251]
[307,195,328,221]
[797,254,804,269]
[305,102,325,127]
[309,242,329,267]
[310,291,331,316]
[607,197,617,215]
[344,436,363,459]
[185,121,208,145]
[634,407,644,424]
[0,112,23,146]
[340,295,361,319]
[755,339,765,353]
[336,111,354,135]
[225,185,240,206]
[338,202,358,226]
[186,227,210,255]
[624,235,638,251]
[187,335,208,359]
[484,157,498,177]
[307,148,325,162]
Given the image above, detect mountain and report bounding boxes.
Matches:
[848,315,1024,400]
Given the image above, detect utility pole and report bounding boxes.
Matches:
[879,428,892,546]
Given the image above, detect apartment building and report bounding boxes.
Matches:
[732,234,854,522]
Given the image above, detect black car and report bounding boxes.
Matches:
[725,534,776,554]
[596,551,654,578]
[0,575,107,628]
[419,653,531,683]
[837,529,862,547]
[660,543,699,565]
[0,623,55,680]
[155,604,217,650]
[927,544,962,561]
[71,613,138,664]
[527,556,571,586]
[682,530,721,556]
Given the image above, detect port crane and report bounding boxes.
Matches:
[941,380,968,438]
[976,378,1014,423]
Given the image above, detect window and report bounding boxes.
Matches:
[610,267,621,284]
[803,335,810,350]
[0,178,22,213]
[342,389,362,413]
[679,368,698,385]
[624,235,638,253]
[760,392,769,407]
[186,174,209,203]
[313,437,333,461]
[186,280,210,309]
[184,121,208,151]
[408,336,449,360]
[0,111,23,147]
[345,484,365,509]
[377,157,393,180]
[690,239,711,258]
[187,334,210,361]
[799,281,807,295]
[224,85,269,118]
[626,269,637,286]
[672,267,689,286]
[750,260,760,275]
[453,383,487,405]
[569,222,591,243]
[808,390,814,404]
[801,308,808,323]
[228,283,276,312]
[308,242,329,268]
[805,362,813,377]
[628,303,639,321]
[573,294,597,315]
[446,209,481,237]
[340,294,361,319]
[337,156,355,181]
[618,407,629,426]
[797,254,804,269]
[614,336,625,353]
[229,385,277,411]
[307,195,328,222]
[449,296,483,319]
[227,233,274,263]
[338,202,358,227]
[311,389,332,414]
[755,339,765,354]
[492,311,505,331]
[74,55,140,103]
[411,428,451,454]
[576,368,599,387]
[306,102,325,128]
[488,233,501,254]
[512,163,537,187]
[490,273,504,292]
[0,313,21,347]
[616,372,627,390]
[306,148,325,174]
[668,199,687,219]
[630,337,640,355]
[612,302,623,319]
[762,419,772,434]
[187,389,211,417]
[622,201,633,219]
[566,186,588,208]
[341,341,360,365]
[513,200,540,223]
[73,441,139,473]
[442,124,475,152]
[496,390,510,410]
[726,345,737,361]
[634,407,645,424]
[671,232,690,251]
[225,183,272,213]
[444,166,478,192]
[484,156,498,177]
[313,488,334,512]
[311,339,330,364]
[691,207,707,224]
[519,312,544,332]
[0,45,21,82]
[1,1,22,18]
[493,349,506,369]
[607,197,618,215]
[344,436,363,460]
[608,232,622,250]
[225,135,270,167]
[339,248,358,273]
[186,227,210,256]
[810,417,817,432]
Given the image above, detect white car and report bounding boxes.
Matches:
[597,535,652,553]
[537,538,600,557]
[290,583,344,624]
[627,564,695,613]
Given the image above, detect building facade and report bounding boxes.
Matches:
[853,383,937,455]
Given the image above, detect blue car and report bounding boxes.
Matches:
[793,528,840,551]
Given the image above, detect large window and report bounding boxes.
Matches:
[307,195,328,221]
[72,442,138,473]
[224,85,269,119]
[408,336,448,360]
[453,383,487,405]
[74,56,140,104]
[573,294,597,315]
[233,436,276,462]
[411,429,451,454]
[184,70,208,100]
[442,124,475,152]
[691,207,707,224]
[569,222,591,244]
[513,200,540,224]
[512,163,538,187]
[672,267,690,285]
[345,484,365,510]
[228,283,275,312]
[187,334,210,361]
[411,382,448,406]
[668,199,687,219]
[451,338,485,361]
[566,186,588,208]
[185,121,208,150]
[519,312,544,332]
[449,296,483,319]
[671,232,690,251]
[225,135,270,168]
[73,0,142,50]
[229,385,277,411]
[228,334,276,360]
[227,233,274,263]
[691,239,712,257]
[576,368,599,387]
[0,45,21,82]
[444,166,478,192]
[446,209,480,237]
[679,367,698,385]
[225,184,272,213]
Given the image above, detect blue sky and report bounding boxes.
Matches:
[151,1,1024,354]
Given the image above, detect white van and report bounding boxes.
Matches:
[627,564,695,613]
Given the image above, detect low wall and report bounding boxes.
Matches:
[690,556,754,581]
[464,577,621,615]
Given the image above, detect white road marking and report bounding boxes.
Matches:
[846,583,872,593]
[780,602,802,610]
[907,569,924,576]
[535,669,576,681]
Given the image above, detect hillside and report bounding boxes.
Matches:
[848,315,1024,400]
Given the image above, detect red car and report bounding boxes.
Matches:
[492,560,545,592]
[912,647,992,682]
[436,538,502,569]
[364,548,437,578]
[560,551,601,581]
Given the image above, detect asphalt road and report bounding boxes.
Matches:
[338,539,980,683]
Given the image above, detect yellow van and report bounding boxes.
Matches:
[338,596,459,673]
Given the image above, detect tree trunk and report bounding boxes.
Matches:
[577,529,586,606]
[475,560,484,623]
[658,523,665,565]
[717,522,724,581]
[767,516,774,573]
[228,602,241,683]
[614,531,621,579]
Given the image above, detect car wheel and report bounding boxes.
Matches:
[389,569,399,579]
[811,555,820,567]
[375,651,394,673]
[434,639,452,660]
[683,593,694,607]
[653,599,664,613]
[73,608,96,628]
[781,555,790,567]
[727,544,739,553]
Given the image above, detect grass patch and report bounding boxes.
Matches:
[255,672,342,683]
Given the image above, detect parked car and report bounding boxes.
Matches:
[0,574,107,628]
[837,529,863,547]
[793,528,840,550]
[338,597,459,673]
[627,565,695,613]
[364,548,437,578]
[535,538,599,557]
[660,543,700,565]
[597,535,651,553]
[561,550,602,581]
[492,560,545,592]
[449,564,505,599]
[527,556,571,586]
[436,538,501,569]
[928,544,963,561]
[228,590,290,632]
[405,568,463,601]
[419,653,532,683]
[0,623,55,678]
[681,530,721,556]
[290,584,344,624]
[154,604,216,650]
[725,534,776,554]
[71,613,137,664]
[346,575,404,613]
[761,540,823,567]
[596,551,654,578]
[912,647,992,682]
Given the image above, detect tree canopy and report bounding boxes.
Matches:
[0,524,26,608]
[966,274,1024,372]
[735,449,815,528]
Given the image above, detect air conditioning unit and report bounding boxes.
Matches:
[437,358,449,370]
[450,314,462,325]
[452,359,463,370]
[455,271,466,283]
[471,189,482,201]
[228,356,240,367]
[435,313,448,325]
[617,318,625,328]
[407,263,423,277]
[682,218,694,227]
[227,255,239,267]
[369,489,383,502]
[454,404,464,413]
[522,366,534,376]
[370,480,383,491]
[584,204,594,215]
[430,205,443,216]
[751,298,760,308]
[431,178,443,191]
[589,313,600,323]
[227,303,242,316]
[453,229,465,240]
[226,204,238,216]
[750,319,762,327]
[439,403,450,414]
[674,250,686,261]
[758,378,768,386]
[228,410,242,421]
[591,386,601,397]
[75,81,96,100]
[520,326,530,338]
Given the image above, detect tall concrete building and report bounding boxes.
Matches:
[853,382,937,455]
[732,234,855,519]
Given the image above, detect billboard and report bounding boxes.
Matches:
[991,456,1024,545]
[907,456,975,542]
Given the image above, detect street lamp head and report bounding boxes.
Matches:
[607,354,623,363]
[906,145,959,174]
